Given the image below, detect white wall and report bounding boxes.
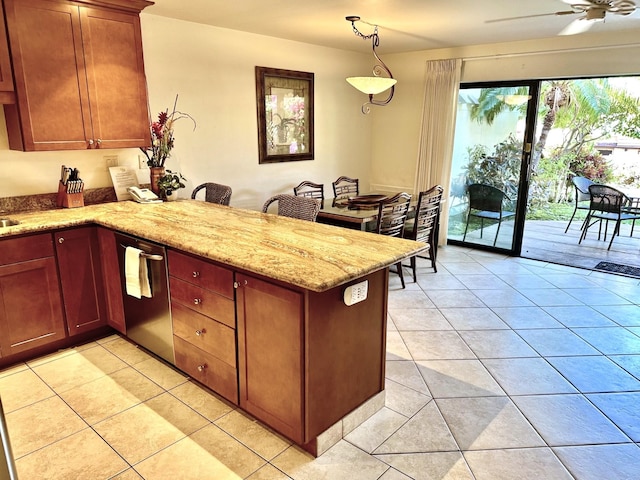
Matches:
[0,14,373,210]
[140,15,375,210]
[370,31,640,194]
[2,15,639,208]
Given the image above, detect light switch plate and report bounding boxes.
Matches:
[343,280,368,306]
[104,155,119,170]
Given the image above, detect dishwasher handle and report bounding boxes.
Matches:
[120,244,164,261]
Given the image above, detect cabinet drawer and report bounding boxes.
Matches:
[172,302,236,368]
[169,276,235,328]
[174,336,238,404]
[168,250,233,298]
[0,233,54,265]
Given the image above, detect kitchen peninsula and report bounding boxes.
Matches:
[0,200,427,455]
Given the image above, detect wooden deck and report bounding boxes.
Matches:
[521,218,640,271]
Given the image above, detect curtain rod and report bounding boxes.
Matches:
[462,42,640,62]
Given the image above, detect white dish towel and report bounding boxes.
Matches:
[125,246,152,299]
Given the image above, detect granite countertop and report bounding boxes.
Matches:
[0,200,428,292]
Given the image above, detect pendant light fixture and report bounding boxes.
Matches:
[345,16,397,114]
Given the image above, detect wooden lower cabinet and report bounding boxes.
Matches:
[236,269,388,446]
[236,273,304,443]
[0,234,66,357]
[96,227,126,334]
[168,249,238,403]
[54,227,107,335]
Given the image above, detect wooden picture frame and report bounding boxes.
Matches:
[255,67,314,164]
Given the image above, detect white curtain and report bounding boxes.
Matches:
[413,58,462,245]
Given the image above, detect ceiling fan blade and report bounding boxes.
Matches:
[559,17,594,35]
[485,11,575,23]
[561,0,592,5]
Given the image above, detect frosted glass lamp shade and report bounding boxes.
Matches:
[346,77,397,95]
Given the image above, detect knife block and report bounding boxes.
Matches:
[57,181,85,208]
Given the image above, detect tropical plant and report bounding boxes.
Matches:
[157,169,186,198]
[462,133,522,202]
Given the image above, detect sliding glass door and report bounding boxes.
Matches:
[447,81,539,254]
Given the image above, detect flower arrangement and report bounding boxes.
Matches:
[157,169,187,199]
[140,95,196,168]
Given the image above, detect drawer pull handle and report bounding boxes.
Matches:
[194,298,202,305]
[197,364,207,372]
[193,271,200,278]
[195,329,205,336]
[58,237,65,244]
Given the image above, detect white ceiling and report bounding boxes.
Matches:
[145,0,640,54]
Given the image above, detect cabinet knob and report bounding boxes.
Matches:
[197,364,206,372]
[88,139,94,145]
[193,271,200,278]
[58,237,65,244]
[96,139,102,145]
[195,328,205,336]
[193,298,202,305]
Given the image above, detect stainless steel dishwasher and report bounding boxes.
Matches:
[115,232,175,364]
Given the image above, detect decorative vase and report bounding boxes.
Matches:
[150,166,165,195]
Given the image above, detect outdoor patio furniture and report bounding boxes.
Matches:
[462,183,515,246]
[565,176,595,233]
[579,184,640,250]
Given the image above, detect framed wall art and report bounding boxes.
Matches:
[255,67,314,164]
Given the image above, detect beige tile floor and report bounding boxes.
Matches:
[2,245,640,479]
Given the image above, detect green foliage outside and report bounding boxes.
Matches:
[462,78,640,222]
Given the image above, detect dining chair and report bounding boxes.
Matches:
[293,181,324,203]
[402,185,443,280]
[579,184,640,250]
[374,192,412,288]
[191,182,232,206]
[262,194,321,222]
[462,183,515,247]
[332,176,359,198]
[565,176,595,233]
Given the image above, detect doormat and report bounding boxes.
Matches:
[594,261,640,278]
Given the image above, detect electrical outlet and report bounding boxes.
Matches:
[138,154,148,169]
[343,280,368,306]
[104,155,118,170]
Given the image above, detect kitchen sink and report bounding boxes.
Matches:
[0,218,19,228]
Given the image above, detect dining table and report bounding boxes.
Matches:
[316,193,412,231]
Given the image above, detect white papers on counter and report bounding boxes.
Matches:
[110,166,139,201]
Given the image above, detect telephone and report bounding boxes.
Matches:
[128,186,162,203]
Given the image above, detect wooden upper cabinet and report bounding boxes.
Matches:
[0,1,15,99]
[2,0,152,151]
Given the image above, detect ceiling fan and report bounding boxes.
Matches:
[487,0,637,36]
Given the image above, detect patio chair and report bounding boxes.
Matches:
[402,185,443,280]
[262,194,321,221]
[565,176,595,233]
[462,184,515,247]
[374,192,412,288]
[579,184,640,250]
[191,182,232,205]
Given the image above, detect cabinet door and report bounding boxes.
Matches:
[0,0,14,97]
[55,227,107,336]
[236,274,304,444]
[96,227,125,334]
[80,7,150,149]
[0,257,66,356]
[4,0,93,151]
